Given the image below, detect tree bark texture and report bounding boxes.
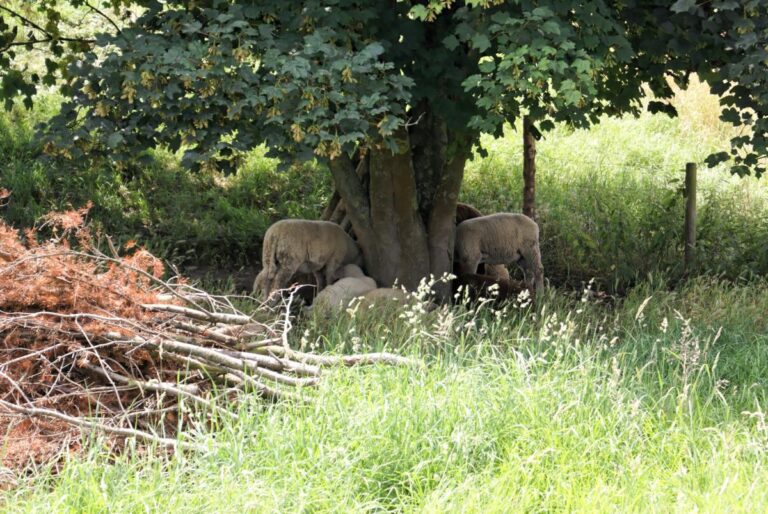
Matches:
[522,115,537,221]
[328,105,469,299]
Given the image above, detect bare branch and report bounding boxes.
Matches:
[85,2,122,34]
[0,400,203,451]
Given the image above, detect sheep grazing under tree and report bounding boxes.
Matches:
[455,213,544,298]
[254,219,363,300]
[455,203,511,283]
[361,287,409,306]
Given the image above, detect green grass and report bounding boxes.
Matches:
[463,112,768,290]
[4,279,768,512]
[0,96,332,267]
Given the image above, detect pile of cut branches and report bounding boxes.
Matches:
[0,205,415,469]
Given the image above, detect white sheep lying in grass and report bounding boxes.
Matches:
[360,287,409,306]
[254,219,362,299]
[455,213,544,298]
[310,264,377,311]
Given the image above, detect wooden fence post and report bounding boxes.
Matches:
[684,162,697,273]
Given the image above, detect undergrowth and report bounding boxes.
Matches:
[3,278,768,512]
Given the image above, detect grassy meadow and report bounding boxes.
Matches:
[4,280,768,512]
[2,80,768,512]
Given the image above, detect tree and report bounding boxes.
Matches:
[2,1,767,299]
[522,115,537,220]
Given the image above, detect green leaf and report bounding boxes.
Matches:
[443,34,459,51]
[107,132,124,148]
[671,0,697,13]
[531,7,554,18]
[647,101,678,117]
[409,5,429,20]
[541,20,561,35]
[539,119,555,132]
[705,151,730,167]
[478,59,495,73]
[471,34,491,52]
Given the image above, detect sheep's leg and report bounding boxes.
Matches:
[485,264,510,282]
[269,266,299,301]
[457,255,482,276]
[253,269,268,296]
[313,271,326,292]
[324,259,341,288]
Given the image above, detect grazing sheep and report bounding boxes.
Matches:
[356,287,438,312]
[311,264,377,311]
[254,219,363,299]
[455,213,544,298]
[454,202,510,282]
[253,270,317,305]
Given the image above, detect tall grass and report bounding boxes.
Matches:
[4,279,768,512]
[462,90,768,289]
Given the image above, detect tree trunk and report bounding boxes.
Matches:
[522,115,537,220]
[328,107,470,300]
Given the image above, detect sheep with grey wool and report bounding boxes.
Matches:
[254,219,362,300]
[455,213,544,298]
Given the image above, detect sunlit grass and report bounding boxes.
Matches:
[4,278,768,512]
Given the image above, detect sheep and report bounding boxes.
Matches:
[253,270,317,305]
[455,213,544,298]
[254,219,363,299]
[454,202,510,282]
[356,287,411,311]
[355,287,438,313]
[310,264,377,311]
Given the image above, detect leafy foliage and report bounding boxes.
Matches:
[1,1,767,176]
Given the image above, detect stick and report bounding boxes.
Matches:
[227,351,321,377]
[256,346,420,367]
[111,336,319,387]
[171,320,240,345]
[83,365,238,420]
[142,304,252,325]
[0,400,202,451]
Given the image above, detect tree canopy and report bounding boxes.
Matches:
[3,0,768,295]
[2,0,767,176]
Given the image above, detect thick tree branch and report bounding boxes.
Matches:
[389,131,430,289]
[368,146,400,285]
[328,153,374,242]
[320,190,341,220]
[0,400,202,451]
[428,135,472,301]
[0,6,49,36]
